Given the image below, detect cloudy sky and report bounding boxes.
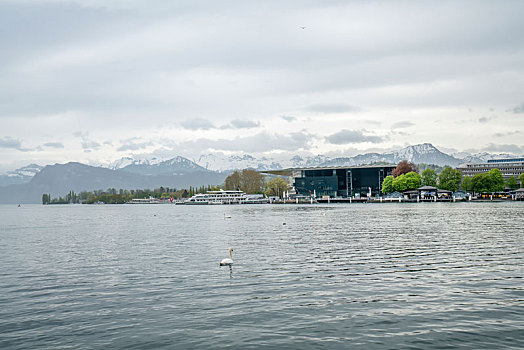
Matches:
[1,0,523,171]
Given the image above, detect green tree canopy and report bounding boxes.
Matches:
[42,193,50,205]
[405,171,422,190]
[506,176,518,190]
[520,173,524,188]
[264,177,288,198]
[421,168,437,187]
[488,168,504,192]
[471,173,491,193]
[392,174,408,192]
[461,175,473,192]
[381,175,394,194]
[438,167,462,192]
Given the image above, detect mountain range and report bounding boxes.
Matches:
[0,162,227,204]
[192,143,519,170]
[0,143,521,203]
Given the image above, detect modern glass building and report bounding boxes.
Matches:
[263,164,396,198]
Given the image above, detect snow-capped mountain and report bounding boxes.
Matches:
[455,152,519,165]
[320,143,462,167]
[196,153,283,172]
[108,156,164,170]
[289,155,330,168]
[389,143,462,166]
[109,156,208,176]
[0,164,43,187]
[196,153,330,171]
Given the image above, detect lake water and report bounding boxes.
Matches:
[0,202,523,349]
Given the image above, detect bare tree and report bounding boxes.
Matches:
[225,171,241,190]
[241,169,264,194]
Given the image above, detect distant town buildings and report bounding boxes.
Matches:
[457,158,524,180]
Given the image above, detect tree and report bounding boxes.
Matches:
[421,168,437,187]
[418,163,444,174]
[264,177,288,198]
[520,173,524,188]
[42,193,50,205]
[241,169,265,194]
[405,171,422,190]
[438,167,462,192]
[392,160,417,177]
[488,168,504,192]
[381,175,394,194]
[225,171,241,190]
[461,175,473,192]
[392,174,408,192]
[471,173,491,193]
[506,176,518,190]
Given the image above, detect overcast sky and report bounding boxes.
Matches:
[1,0,523,171]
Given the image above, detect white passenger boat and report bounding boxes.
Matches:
[184,189,248,205]
[127,196,162,204]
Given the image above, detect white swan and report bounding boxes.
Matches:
[220,247,234,266]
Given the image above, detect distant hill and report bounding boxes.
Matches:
[0,162,229,204]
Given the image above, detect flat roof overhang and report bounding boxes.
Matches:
[260,164,397,176]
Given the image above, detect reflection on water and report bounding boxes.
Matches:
[0,202,523,349]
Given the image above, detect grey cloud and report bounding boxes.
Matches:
[221,119,260,129]
[1,1,523,120]
[0,137,33,152]
[43,142,64,148]
[230,119,260,129]
[482,143,524,154]
[0,137,23,149]
[478,116,495,123]
[74,131,101,151]
[325,129,383,145]
[494,131,521,137]
[281,116,296,122]
[391,121,415,129]
[82,140,101,150]
[388,130,410,137]
[177,131,314,153]
[306,103,361,114]
[117,139,152,151]
[180,118,215,130]
[2,0,524,164]
[507,102,524,114]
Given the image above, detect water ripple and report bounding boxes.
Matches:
[0,202,523,349]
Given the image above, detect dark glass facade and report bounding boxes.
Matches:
[294,166,395,198]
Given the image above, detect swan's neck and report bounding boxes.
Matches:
[229,249,233,259]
